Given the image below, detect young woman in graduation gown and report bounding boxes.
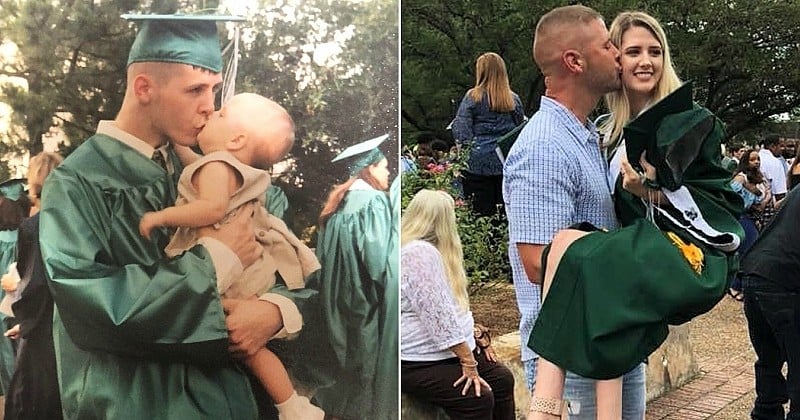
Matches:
[305,136,398,419]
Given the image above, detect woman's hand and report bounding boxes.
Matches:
[1,273,17,292]
[477,344,497,363]
[621,151,658,198]
[453,359,491,397]
[639,151,657,182]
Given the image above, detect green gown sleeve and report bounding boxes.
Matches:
[265,184,289,221]
[374,176,399,418]
[0,233,18,396]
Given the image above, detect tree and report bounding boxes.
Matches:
[0,0,141,158]
[401,0,800,145]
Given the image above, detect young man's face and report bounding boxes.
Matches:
[152,64,222,147]
[196,95,243,154]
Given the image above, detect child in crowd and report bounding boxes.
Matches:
[139,92,323,420]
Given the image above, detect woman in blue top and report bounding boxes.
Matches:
[452,52,525,216]
[727,149,772,301]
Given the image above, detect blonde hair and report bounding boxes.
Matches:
[600,11,683,150]
[27,151,63,209]
[468,52,516,112]
[401,190,469,309]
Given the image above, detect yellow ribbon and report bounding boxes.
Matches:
[665,231,704,274]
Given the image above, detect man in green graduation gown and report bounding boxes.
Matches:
[39,15,312,419]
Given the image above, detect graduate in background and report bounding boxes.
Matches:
[308,135,398,420]
[0,179,29,398]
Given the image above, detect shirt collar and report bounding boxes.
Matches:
[97,121,172,173]
[97,120,158,158]
[539,96,600,146]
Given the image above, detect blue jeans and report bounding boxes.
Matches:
[524,359,646,419]
[743,276,800,420]
[730,215,759,292]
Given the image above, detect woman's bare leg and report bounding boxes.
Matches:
[596,378,623,420]
[528,229,590,419]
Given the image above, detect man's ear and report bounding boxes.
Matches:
[132,74,156,105]
[563,50,583,74]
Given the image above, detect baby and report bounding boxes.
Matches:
[139,93,323,420]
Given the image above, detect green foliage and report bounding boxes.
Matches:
[0,0,140,155]
[401,155,510,292]
[402,0,800,146]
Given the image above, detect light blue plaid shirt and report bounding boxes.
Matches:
[503,96,617,362]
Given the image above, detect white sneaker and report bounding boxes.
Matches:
[276,392,325,420]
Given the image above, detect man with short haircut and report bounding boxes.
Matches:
[503,5,646,418]
[759,133,788,201]
[39,16,311,419]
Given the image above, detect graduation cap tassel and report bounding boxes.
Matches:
[221,25,240,105]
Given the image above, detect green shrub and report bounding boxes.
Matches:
[400,156,510,293]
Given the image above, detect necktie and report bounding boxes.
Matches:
[152,150,167,172]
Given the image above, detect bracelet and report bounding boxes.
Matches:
[460,359,479,368]
[473,328,485,340]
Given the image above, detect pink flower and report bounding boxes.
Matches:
[431,164,446,174]
[455,199,466,207]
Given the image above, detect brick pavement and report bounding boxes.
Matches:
[646,353,755,419]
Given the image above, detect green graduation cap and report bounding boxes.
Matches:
[332,134,389,176]
[623,81,723,191]
[0,179,26,201]
[123,14,245,73]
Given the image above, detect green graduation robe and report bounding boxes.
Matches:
[0,230,18,395]
[311,187,398,419]
[529,98,744,380]
[39,134,310,419]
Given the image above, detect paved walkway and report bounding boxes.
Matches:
[646,353,755,419]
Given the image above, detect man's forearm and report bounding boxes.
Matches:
[517,243,546,284]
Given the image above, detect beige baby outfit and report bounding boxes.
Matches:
[165,151,320,299]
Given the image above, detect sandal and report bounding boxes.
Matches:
[727,288,744,302]
[529,396,569,419]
